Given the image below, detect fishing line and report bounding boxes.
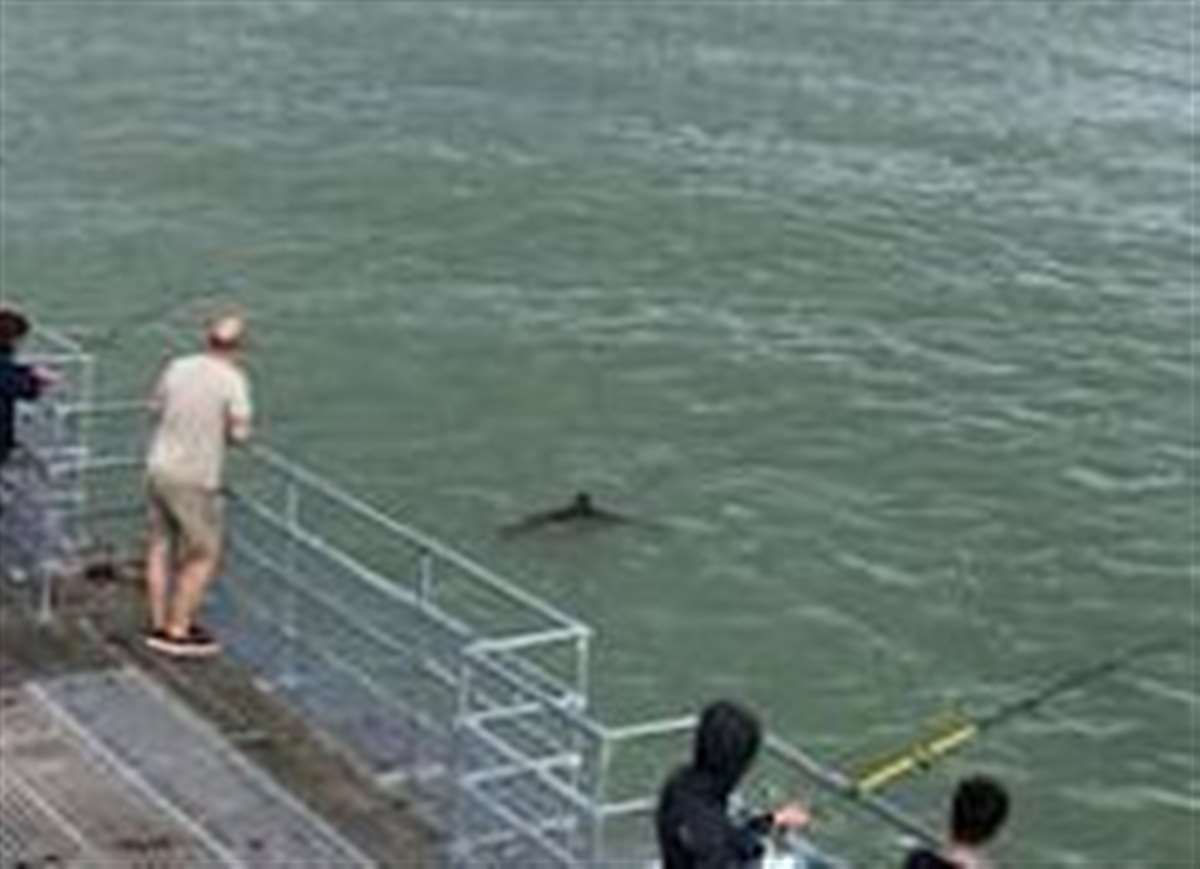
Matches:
[850,635,1187,794]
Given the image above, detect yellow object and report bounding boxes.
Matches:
[844,637,1182,796]
[852,716,979,793]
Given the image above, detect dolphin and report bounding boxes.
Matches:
[500,491,638,537]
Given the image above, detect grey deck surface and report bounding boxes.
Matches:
[27,666,377,867]
[0,569,437,869]
[1,684,224,867]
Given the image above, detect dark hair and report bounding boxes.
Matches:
[693,700,762,795]
[0,307,30,350]
[951,775,1010,846]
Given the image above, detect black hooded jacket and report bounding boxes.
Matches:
[0,348,41,466]
[655,702,775,869]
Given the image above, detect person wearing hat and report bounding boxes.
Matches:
[0,306,67,581]
[143,312,253,656]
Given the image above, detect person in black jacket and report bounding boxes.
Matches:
[0,306,66,578]
[0,307,57,468]
[656,700,811,869]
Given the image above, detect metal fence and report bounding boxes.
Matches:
[28,325,937,867]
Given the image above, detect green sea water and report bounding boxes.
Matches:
[2,2,1195,865]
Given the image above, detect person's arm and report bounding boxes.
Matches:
[738,812,775,839]
[724,802,811,866]
[768,803,811,832]
[226,373,252,444]
[682,804,769,869]
[0,362,45,402]
[689,824,756,869]
[31,366,60,392]
[736,802,810,837]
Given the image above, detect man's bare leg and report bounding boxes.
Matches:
[145,532,172,631]
[164,549,219,639]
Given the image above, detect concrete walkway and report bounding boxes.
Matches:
[0,565,437,868]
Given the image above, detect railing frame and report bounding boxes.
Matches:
[39,330,939,868]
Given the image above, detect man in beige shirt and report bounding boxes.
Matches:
[144,313,252,656]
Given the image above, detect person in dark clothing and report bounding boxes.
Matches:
[0,307,56,467]
[0,306,68,580]
[902,776,1009,869]
[656,700,811,869]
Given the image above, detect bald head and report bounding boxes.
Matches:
[205,312,246,354]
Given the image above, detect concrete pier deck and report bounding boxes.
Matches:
[0,563,437,868]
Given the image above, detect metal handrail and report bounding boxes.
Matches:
[455,775,581,866]
[459,720,597,817]
[469,628,591,656]
[462,645,608,743]
[249,444,592,639]
[232,489,472,642]
[50,395,592,642]
[602,715,696,743]
[27,328,87,355]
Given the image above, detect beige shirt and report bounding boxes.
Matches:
[146,354,252,490]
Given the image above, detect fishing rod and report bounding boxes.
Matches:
[851,635,1186,794]
[764,733,942,847]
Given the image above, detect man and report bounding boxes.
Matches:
[657,700,812,869]
[0,306,65,578]
[144,312,252,656]
[902,776,1010,869]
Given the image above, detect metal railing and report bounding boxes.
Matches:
[37,325,937,867]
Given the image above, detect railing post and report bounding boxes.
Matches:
[285,478,301,538]
[448,653,476,868]
[280,480,301,688]
[75,352,95,556]
[587,738,613,866]
[418,549,435,606]
[574,634,590,712]
[413,548,435,795]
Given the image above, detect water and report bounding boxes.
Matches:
[2,1,1194,864]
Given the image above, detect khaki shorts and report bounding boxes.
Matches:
[146,473,223,558]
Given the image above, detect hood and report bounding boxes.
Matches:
[692,700,762,796]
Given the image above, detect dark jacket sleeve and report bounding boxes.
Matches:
[0,363,41,401]
[903,847,957,869]
[733,813,775,861]
[681,805,769,869]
